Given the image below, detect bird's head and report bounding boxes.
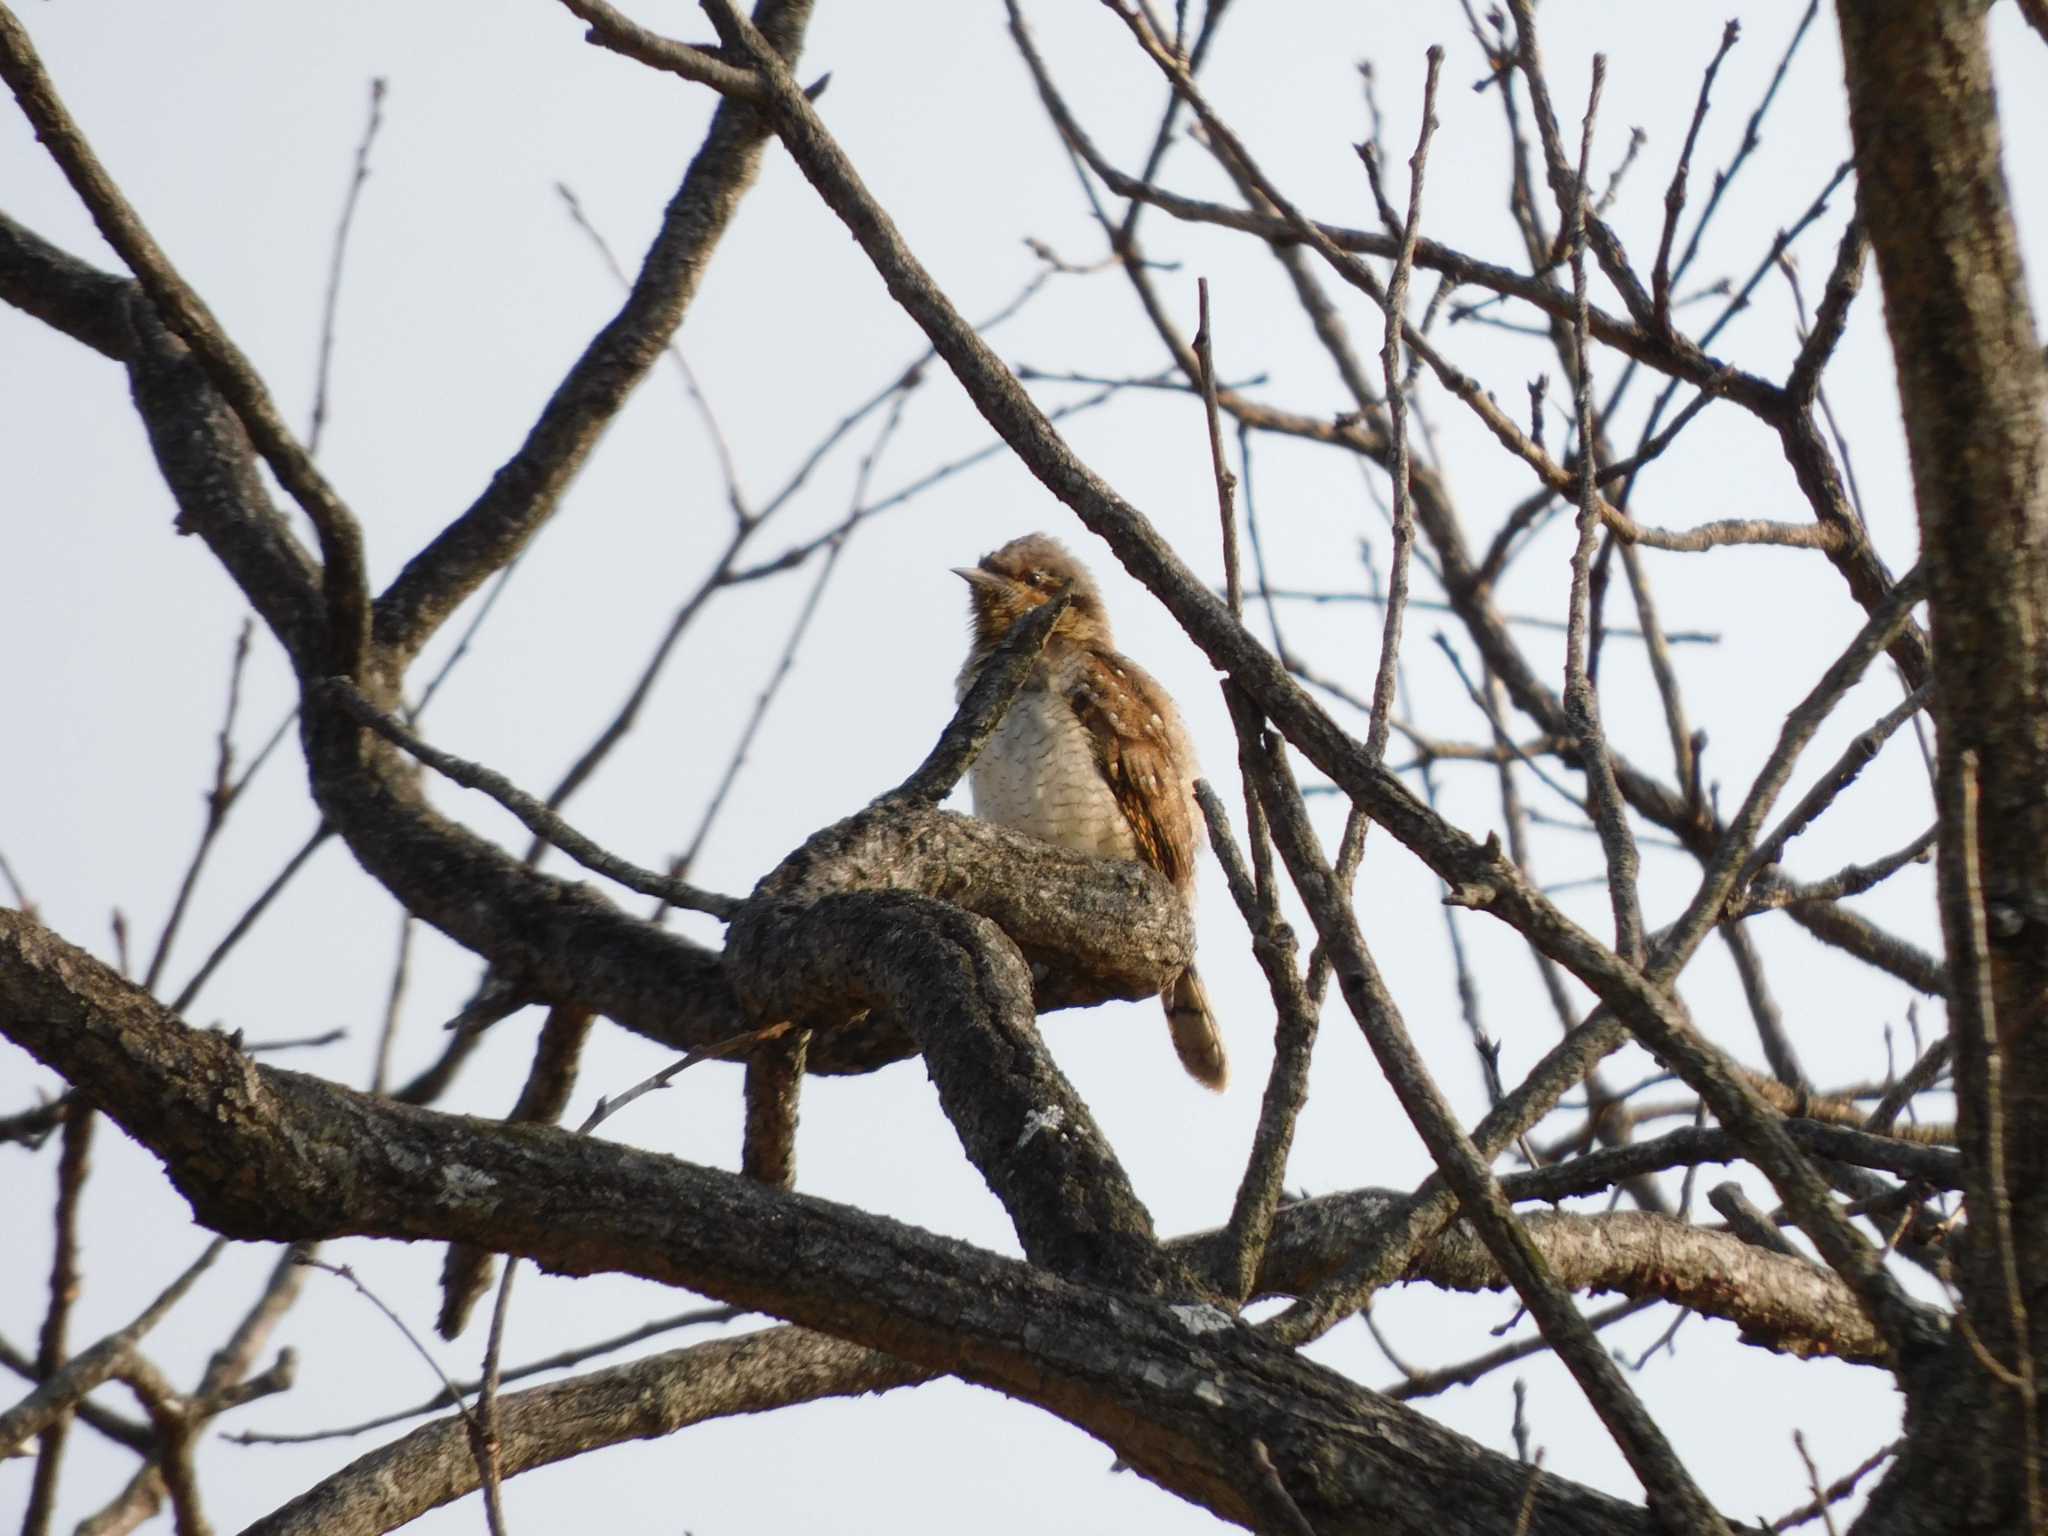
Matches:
[954,533,1113,651]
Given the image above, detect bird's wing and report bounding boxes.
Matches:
[1066,650,1199,887]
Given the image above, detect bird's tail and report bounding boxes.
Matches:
[1164,965,1227,1090]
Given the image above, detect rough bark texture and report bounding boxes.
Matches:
[1836,1,2048,1528]
[1238,1193,1887,1366]
[241,1328,922,1536]
[0,907,1657,1536]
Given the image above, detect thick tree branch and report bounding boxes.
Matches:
[556,0,764,97]
[242,1328,917,1536]
[1837,0,2048,1523]
[370,0,815,667]
[125,310,330,672]
[1231,1192,1886,1365]
[0,208,136,359]
[0,2,370,675]
[698,2,1939,1374]
[1242,726,1725,1531]
[245,1187,1894,1536]
[0,906,1902,1525]
[728,884,1188,1293]
[0,216,330,671]
[737,801,1192,1017]
[0,905,1656,1536]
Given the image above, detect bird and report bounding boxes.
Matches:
[953,532,1226,1090]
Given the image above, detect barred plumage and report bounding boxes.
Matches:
[954,533,1226,1090]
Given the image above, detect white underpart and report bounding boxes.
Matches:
[967,684,1140,860]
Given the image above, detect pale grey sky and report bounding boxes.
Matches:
[6,3,2041,1530]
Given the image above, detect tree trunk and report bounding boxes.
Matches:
[1835,1,2048,1528]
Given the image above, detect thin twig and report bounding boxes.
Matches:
[169,824,335,1014]
[22,1103,94,1532]
[144,621,255,993]
[1665,579,1931,966]
[1201,777,1318,1304]
[1559,55,1644,967]
[576,1022,792,1136]
[1708,1183,1801,1261]
[409,563,526,724]
[0,1238,226,1459]
[1864,1037,1951,1138]
[1364,46,1443,772]
[557,180,745,517]
[368,915,415,1098]
[295,1259,481,1436]
[1191,275,1280,933]
[474,1259,515,1536]
[1387,1297,1654,1401]
[664,388,912,888]
[1767,1439,1900,1532]
[241,1029,348,1055]
[1735,827,1936,915]
[322,679,741,920]
[1502,0,1650,325]
[1511,1449,1547,1536]
[307,78,387,456]
[0,844,33,914]
[1434,636,1586,813]
[1248,1439,1318,1536]
[1669,2,1821,299]
[1792,1429,1843,1536]
[228,1305,742,1444]
[1244,586,1717,644]
[558,0,766,96]
[1614,540,1696,803]
[1652,22,1739,329]
[1193,279,1240,617]
[1721,922,1806,1088]
[1739,684,1930,887]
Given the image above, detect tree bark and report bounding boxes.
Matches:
[0,905,1658,1536]
[1836,1,2048,1528]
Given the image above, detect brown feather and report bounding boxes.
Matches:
[1065,649,1198,889]
[956,533,1224,1089]
[1166,965,1227,1090]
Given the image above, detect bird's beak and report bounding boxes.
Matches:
[952,565,1003,590]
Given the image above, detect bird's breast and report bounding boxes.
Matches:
[965,685,1139,862]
